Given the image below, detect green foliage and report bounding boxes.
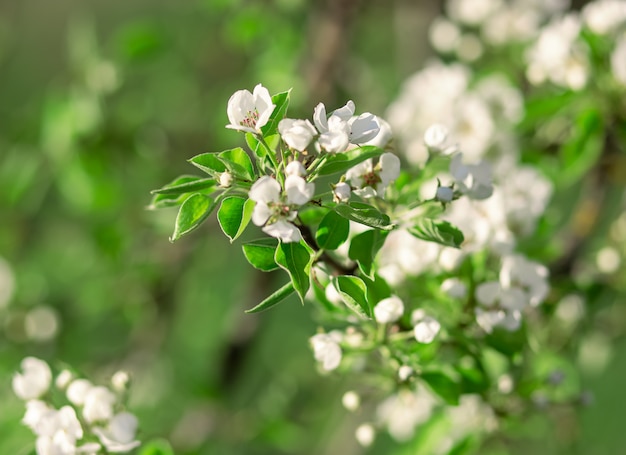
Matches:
[242,238,280,271]
[334,202,394,230]
[245,281,296,313]
[217,196,254,242]
[315,210,350,250]
[274,241,312,303]
[332,275,371,318]
[409,219,465,248]
[170,194,216,242]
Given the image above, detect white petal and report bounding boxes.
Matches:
[285,160,307,177]
[285,175,314,206]
[249,176,281,203]
[252,84,275,130]
[379,153,401,184]
[349,113,380,144]
[413,317,441,343]
[251,202,272,226]
[449,153,469,181]
[263,220,302,243]
[332,100,355,120]
[313,103,328,132]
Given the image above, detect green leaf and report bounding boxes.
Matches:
[334,202,394,230]
[348,229,387,278]
[170,193,215,242]
[421,371,460,405]
[188,152,227,176]
[559,108,604,186]
[332,275,371,318]
[242,238,280,271]
[151,176,216,195]
[274,241,312,303]
[409,219,464,248]
[217,196,254,242]
[245,281,295,313]
[316,210,350,250]
[318,146,385,176]
[261,90,290,137]
[218,147,255,181]
[148,175,216,209]
[138,439,175,455]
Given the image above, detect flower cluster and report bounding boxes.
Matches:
[13,357,139,455]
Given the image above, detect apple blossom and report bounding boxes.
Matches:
[226,84,275,133]
[374,296,404,324]
[94,412,141,453]
[436,186,454,203]
[13,357,52,401]
[346,152,400,198]
[279,118,317,151]
[249,175,314,243]
[355,423,376,447]
[310,333,342,371]
[412,313,441,344]
[82,386,117,423]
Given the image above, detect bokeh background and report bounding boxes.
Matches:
[1,0,625,454]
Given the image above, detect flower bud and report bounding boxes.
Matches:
[342,391,361,411]
[435,186,454,203]
[285,160,306,177]
[219,172,233,188]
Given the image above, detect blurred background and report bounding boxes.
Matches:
[1,0,625,454]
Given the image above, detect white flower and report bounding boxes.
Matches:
[475,308,521,333]
[82,386,116,424]
[94,412,141,453]
[249,175,313,243]
[111,371,130,392]
[450,153,493,200]
[377,389,436,441]
[333,182,351,203]
[314,101,380,150]
[413,315,441,343]
[310,333,342,371]
[364,117,393,148]
[346,153,400,198]
[582,0,626,35]
[22,400,53,433]
[279,118,317,151]
[342,391,361,411]
[226,84,275,133]
[435,186,454,203]
[33,406,87,455]
[67,379,93,406]
[13,357,52,401]
[374,296,404,324]
[355,423,376,447]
